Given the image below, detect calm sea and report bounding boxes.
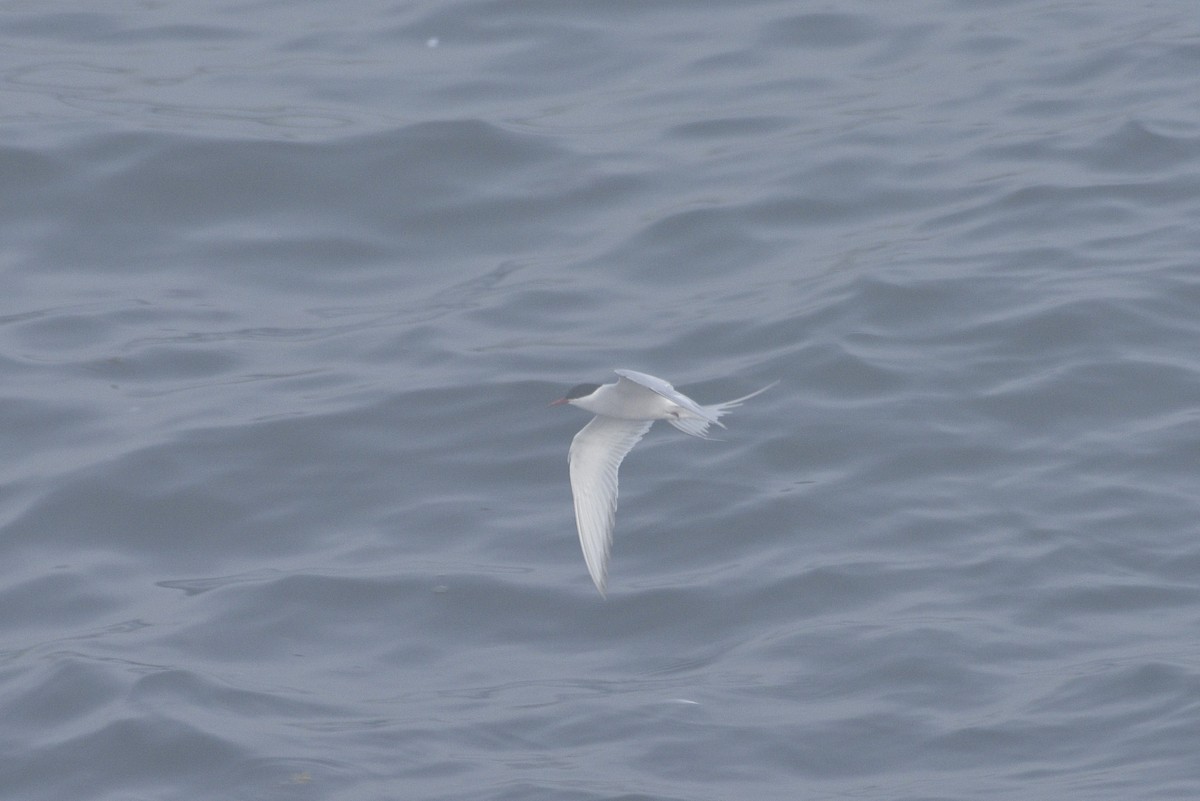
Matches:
[3,1,1199,799]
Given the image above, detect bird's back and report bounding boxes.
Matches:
[611,370,716,422]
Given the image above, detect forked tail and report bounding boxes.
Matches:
[667,380,778,439]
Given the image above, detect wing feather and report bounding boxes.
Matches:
[613,369,717,423]
[568,416,653,595]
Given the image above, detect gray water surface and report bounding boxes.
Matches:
[3,2,1200,799]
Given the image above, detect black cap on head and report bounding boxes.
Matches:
[565,382,601,400]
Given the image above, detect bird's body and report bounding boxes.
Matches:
[551,369,775,595]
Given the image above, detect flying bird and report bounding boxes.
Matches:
[550,369,775,595]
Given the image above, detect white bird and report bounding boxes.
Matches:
[550,369,775,595]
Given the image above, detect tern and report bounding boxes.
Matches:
[550,369,775,595]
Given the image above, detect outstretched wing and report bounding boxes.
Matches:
[613,369,715,422]
[568,415,653,595]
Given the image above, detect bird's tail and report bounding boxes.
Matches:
[666,380,778,439]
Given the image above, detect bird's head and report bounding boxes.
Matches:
[549,382,602,407]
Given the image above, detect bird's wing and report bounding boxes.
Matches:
[613,369,714,421]
[568,415,654,595]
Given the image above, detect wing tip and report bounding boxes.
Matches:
[585,558,608,597]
